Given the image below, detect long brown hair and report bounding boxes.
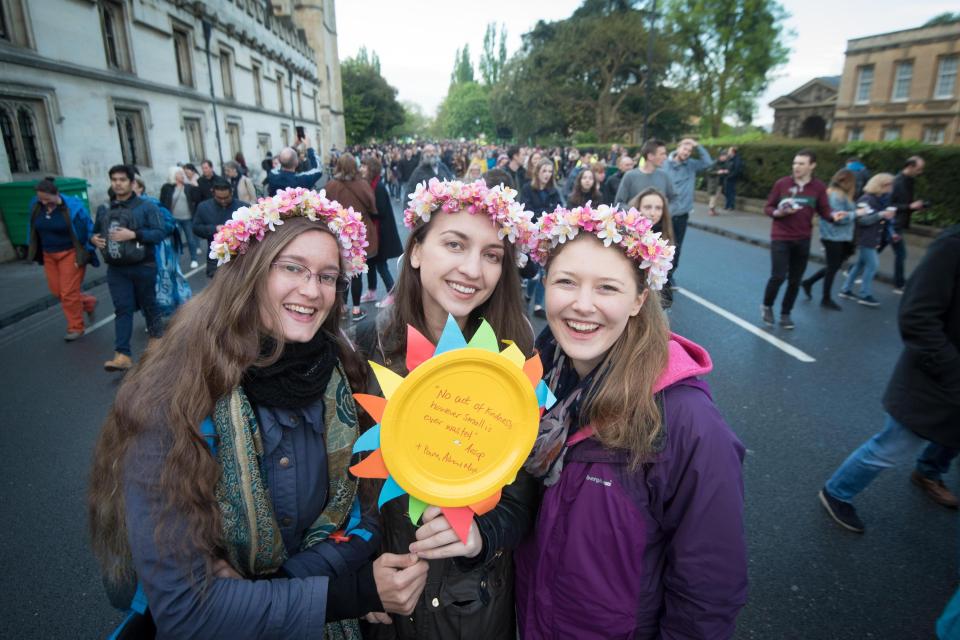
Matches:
[828,169,856,200]
[567,169,600,207]
[88,216,366,587]
[529,158,555,191]
[628,187,675,244]
[383,215,534,364]
[544,238,670,468]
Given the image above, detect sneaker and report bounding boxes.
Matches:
[780,314,795,329]
[376,293,395,309]
[351,308,367,322]
[190,260,199,269]
[910,470,959,509]
[761,305,774,326]
[892,287,904,295]
[533,305,546,319]
[820,299,843,311]
[818,488,865,533]
[837,290,857,301]
[64,331,83,342]
[104,352,133,372]
[858,295,880,307]
[360,290,379,303]
[801,280,813,300]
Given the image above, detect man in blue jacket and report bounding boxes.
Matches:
[91,164,165,372]
[266,137,322,196]
[663,138,713,283]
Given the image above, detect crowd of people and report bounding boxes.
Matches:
[19,129,959,637]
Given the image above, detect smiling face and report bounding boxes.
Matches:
[261,229,341,343]
[410,210,505,336]
[545,235,647,378]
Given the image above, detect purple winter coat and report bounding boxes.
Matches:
[516,335,748,639]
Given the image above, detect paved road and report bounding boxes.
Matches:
[0,221,954,638]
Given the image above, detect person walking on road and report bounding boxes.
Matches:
[883,156,926,294]
[663,138,713,284]
[358,155,402,308]
[723,146,743,211]
[520,159,563,318]
[837,174,897,309]
[266,139,323,197]
[761,150,831,329]
[819,223,960,532]
[707,149,729,216]
[159,166,200,269]
[801,169,857,311]
[27,178,99,341]
[91,164,165,371]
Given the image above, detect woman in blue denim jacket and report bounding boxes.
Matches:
[802,169,857,310]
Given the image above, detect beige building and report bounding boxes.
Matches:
[831,20,960,144]
[769,76,839,140]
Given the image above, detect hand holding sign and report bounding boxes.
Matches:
[409,506,483,559]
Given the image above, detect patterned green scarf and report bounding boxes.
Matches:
[213,361,362,639]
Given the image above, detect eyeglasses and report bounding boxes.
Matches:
[270,261,350,292]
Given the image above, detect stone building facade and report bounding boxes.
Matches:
[0,0,345,252]
[831,20,960,144]
[769,76,839,140]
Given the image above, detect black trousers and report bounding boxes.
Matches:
[668,212,689,283]
[803,240,853,302]
[763,238,810,314]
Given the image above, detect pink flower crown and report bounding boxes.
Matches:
[209,187,368,276]
[527,202,675,290]
[404,178,536,264]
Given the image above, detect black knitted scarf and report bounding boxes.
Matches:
[241,331,339,409]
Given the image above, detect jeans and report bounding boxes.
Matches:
[367,261,395,292]
[826,413,932,502]
[724,178,737,210]
[763,238,811,314]
[843,246,878,298]
[915,442,960,482]
[670,213,689,278]
[174,218,198,257]
[526,266,544,307]
[803,240,852,302]
[879,235,907,288]
[107,263,162,355]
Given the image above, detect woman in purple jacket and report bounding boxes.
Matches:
[517,204,748,639]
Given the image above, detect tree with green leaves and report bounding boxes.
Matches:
[450,45,475,85]
[491,0,690,142]
[435,82,493,139]
[666,0,790,136]
[479,23,508,85]
[924,12,960,26]
[341,50,402,144]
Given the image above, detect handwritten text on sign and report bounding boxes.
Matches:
[415,385,514,475]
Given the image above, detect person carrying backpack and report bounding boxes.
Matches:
[91,164,165,372]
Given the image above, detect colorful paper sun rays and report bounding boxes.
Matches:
[349,315,556,544]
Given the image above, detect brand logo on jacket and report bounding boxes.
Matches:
[586,474,612,487]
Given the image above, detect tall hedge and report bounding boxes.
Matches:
[705,140,959,227]
[573,139,960,227]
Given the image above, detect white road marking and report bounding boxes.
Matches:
[674,287,816,363]
[83,264,206,336]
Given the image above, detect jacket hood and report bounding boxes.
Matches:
[653,332,712,393]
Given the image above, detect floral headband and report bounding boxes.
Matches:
[528,202,675,290]
[209,187,368,276]
[404,178,536,264]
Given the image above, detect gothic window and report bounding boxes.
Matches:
[0,98,57,176]
[114,107,150,167]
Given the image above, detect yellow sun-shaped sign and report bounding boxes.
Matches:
[349,315,555,543]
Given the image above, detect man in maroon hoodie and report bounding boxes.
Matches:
[761,150,832,329]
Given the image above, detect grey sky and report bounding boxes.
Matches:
[336,1,957,132]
